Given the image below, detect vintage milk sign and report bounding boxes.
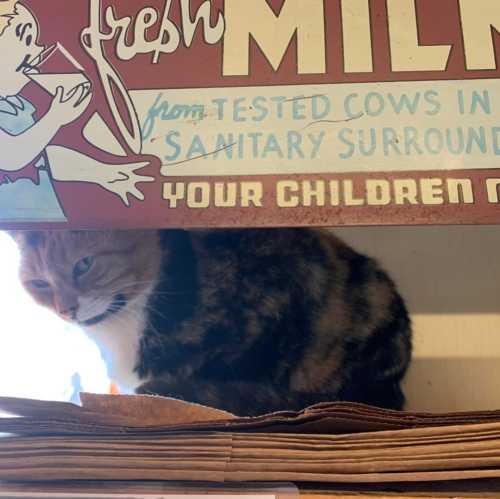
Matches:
[1,0,500,228]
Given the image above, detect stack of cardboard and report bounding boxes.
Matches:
[2,394,500,483]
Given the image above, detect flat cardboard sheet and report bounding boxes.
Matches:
[3,394,500,483]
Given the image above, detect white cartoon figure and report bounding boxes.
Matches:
[0,1,154,222]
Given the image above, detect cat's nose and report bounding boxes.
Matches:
[54,293,79,321]
[58,305,78,321]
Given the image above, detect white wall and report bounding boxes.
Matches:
[336,226,500,413]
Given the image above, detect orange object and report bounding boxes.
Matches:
[109,383,120,395]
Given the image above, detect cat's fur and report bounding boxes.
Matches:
[13,228,412,416]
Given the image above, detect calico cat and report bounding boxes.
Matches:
[13,229,412,416]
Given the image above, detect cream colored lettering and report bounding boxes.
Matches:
[366,180,391,206]
[223,0,326,75]
[447,179,474,204]
[241,182,264,208]
[163,182,186,208]
[163,182,263,208]
[486,179,500,203]
[214,183,237,208]
[393,180,419,205]
[104,5,180,63]
[329,181,340,206]
[181,0,225,48]
[460,0,500,70]
[387,0,451,71]
[81,0,224,153]
[303,181,326,207]
[96,0,224,64]
[343,180,365,206]
[420,179,445,205]
[277,181,300,208]
[187,182,211,208]
[341,0,373,73]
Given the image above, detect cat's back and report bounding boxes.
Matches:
[187,227,409,349]
[189,227,384,296]
[146,228,412,412]
[185,228,411,408]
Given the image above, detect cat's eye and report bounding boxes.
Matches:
[29,280,50,290]
[73,256,95,280]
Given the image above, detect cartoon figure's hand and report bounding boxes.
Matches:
[49,85,92,127]
[98,162,155,206]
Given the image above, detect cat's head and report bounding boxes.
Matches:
[11,230,162,327]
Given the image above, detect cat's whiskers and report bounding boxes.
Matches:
[92,283,154,301]
[101,282,188,308]
[143,315,164,339]
[142,305,170,322]
[116,279,160,288]
[78,282,161,325]
[103,280,160,295]
[77,294,120,323]
[78,296,103,313]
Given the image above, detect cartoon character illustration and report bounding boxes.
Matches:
[0,1,154,222]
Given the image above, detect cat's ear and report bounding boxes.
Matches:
[4,230,45,248]
[4,230,21,242]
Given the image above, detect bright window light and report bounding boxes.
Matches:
[0,231,110,402]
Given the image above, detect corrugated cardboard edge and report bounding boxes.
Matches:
[79,392,236,426]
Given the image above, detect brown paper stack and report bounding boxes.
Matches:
[3,394,500,483]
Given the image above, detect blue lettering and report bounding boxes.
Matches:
[424,90,441,116]
[383,128,401,155]
[424,128,444,155]
[262,134,284,158]
[288,131,305,159]
[309,132,325,159]
[186,135,207,159]
[164,131,181,161]
[466,127,487,154]
[388,93,421,114]
[252,96,268,122]
[338,128,355,159]
[312,95,331,120]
